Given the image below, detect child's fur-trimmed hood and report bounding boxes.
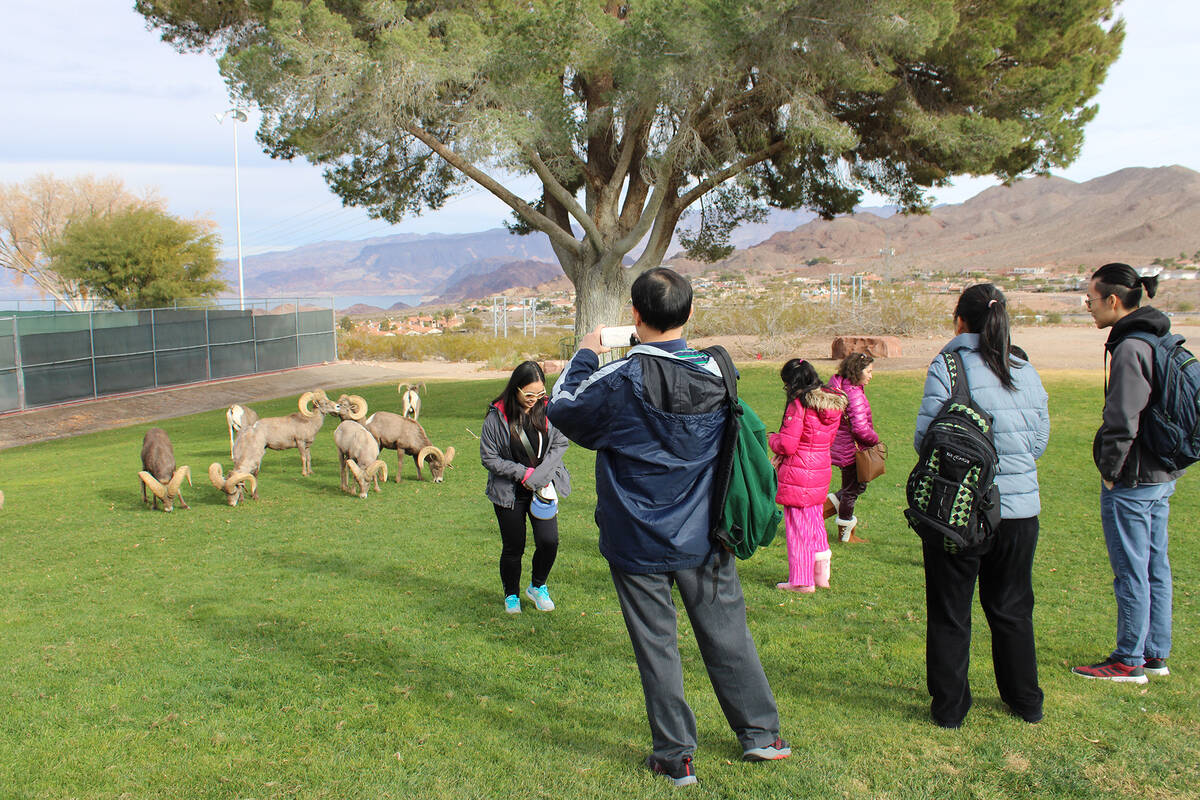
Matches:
[803,387,847,412]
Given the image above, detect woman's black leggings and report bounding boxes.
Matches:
[494,498,559,598]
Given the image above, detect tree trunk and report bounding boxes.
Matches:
[570,256,634,338]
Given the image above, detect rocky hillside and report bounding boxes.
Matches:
[721,166,1200,273]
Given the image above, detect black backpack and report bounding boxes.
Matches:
[905,351,1002,552]
[1121,331,1200,472]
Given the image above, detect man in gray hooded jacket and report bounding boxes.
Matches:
[1073,263,1184,684]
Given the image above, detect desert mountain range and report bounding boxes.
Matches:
[231,165,1199,304]
[712,165,1200,274]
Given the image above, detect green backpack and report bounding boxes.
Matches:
[704,346,783,559]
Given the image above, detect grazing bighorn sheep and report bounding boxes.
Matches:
[209,424,266,506]
[335,394,368,422]
[333,420,388,498]
[363,411,455,483]
[253,390,341,476]
[399,382,425,421]
[138,427,191,512]
[225,404,259,459]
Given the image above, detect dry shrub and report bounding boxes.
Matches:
[337,330,567,364]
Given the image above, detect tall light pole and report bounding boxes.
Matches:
[215,108,248,309]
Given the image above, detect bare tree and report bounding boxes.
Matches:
[0,174,160,310]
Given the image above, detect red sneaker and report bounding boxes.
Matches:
[1071,657,1148,684]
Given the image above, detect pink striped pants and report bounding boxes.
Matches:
[783,504,830,586]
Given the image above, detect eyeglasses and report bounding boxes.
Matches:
[1084,295,1102,309]
[520,390,547,401]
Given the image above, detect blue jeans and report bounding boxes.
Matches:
[1100,480,1175,665]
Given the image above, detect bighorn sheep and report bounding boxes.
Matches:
[253,390,341,476]
[399,382,425,421]
[209,424,265,506]
[333,420,388,498]
[226,404,259,459]
[335,393,368,422]
[138,427,191,512]
[363,411,455,483]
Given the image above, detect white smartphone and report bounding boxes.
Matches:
[599,325,638,348]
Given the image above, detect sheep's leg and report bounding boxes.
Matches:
[141,481,149,508]
[393,450,402,483]
[339,453,348,493]
[299,441,311,476]
[411,454,423,481]
[177,490,189,510]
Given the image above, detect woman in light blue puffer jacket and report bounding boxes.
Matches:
[913,283,1050,730]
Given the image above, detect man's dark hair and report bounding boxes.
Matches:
[631,267,692,332]
[1092,262,1158,309]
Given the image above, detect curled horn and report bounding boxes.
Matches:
[367,460,388,484]
[342,394,368,421]
[417,445,439,469]
[209,463,227,490]
[346,460,364,482]
[397,382,406,395]
[139,471,168,501]
[227,471,256,495]
[299,391,316,417]
[167,466,192,497]
[442,446,455,467]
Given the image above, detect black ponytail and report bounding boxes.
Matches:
[1092,262,1157,308]
[781,358,822,407]
[954,283,1016,390]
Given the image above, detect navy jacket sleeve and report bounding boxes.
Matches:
[547,349,619,451]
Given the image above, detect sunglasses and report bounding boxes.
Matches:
[520,390,547,401]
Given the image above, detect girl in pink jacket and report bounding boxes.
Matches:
[826,353,881,543]
[768,359,847,592]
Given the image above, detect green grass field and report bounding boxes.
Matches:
[0,369,1196,799]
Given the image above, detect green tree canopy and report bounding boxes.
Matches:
[138,0,1123,331]
[48,207,226,310]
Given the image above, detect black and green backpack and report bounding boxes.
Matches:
[905,350,1002,552]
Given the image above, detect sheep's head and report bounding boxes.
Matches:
[417,445,455,483]
[141,465,192,512]
[209,462,257,506]
[337,394,368,421]
[345,459,388,498]
[299,389,339,418]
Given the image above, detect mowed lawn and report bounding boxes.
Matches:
[0,368,1196,799]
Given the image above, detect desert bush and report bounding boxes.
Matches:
[337,329,567,363]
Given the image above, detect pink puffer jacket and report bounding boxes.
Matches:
[768,388,848,508]
[828,374,880,467]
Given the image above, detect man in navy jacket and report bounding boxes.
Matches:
[549,268,789,787]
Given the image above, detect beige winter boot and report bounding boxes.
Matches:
[837,516,868,544]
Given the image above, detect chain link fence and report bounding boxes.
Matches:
[0,300,336,412]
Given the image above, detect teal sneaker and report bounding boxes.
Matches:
[504,594,521,614]
[525,584,555,612]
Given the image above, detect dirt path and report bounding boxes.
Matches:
[3,324,1196,450]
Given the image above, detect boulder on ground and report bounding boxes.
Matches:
[831,336,902,360]
[541,359,566,375]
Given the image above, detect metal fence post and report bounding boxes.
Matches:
[12,316,25,411]
[251,308,259,373]
[204,307,212,381]
[89,310,98,399]
[295,299,301,367]
[151,308,159,387]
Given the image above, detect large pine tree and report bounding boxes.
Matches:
[138,0,1124,331]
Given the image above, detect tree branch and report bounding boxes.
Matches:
[404,124,582,257]
[676,139,789,210]
[525,147,604,254]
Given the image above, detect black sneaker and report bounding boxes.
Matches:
[1144,658,1170,676]
[646,755,697,787]
[742,737,792,761]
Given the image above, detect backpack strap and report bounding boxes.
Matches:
[701,345,741,559]
[943,350,971,404]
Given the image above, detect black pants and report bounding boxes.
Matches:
[836,463,869,520]
[922,516,1043,727]
[494,497,558,598]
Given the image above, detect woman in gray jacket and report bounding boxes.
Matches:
[914,283,1050,728]
[480,361,571,614]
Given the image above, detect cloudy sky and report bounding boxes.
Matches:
[3,0,1198,271]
